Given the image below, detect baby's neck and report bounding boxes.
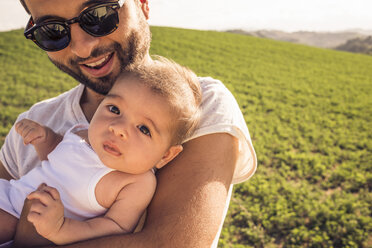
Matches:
[74,129,90,146]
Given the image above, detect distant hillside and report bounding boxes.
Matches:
[227,29,367,48]
[1,27,372,248]
[336,36,372,55]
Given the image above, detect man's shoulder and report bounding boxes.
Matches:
[29,85,82,112]
[198,76,235,101]
[198,76,224,89]
[193,76,257,184]
[197,76,240,120]
[21,85,84,126]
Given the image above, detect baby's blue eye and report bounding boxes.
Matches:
[108,105,120,115]
[138,125,151,137]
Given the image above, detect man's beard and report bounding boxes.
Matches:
[49,24,151,95]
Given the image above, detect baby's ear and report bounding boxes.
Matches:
[154,145,183,169]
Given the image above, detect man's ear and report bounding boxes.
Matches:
[140,0,150,20]
[154,145,183,169]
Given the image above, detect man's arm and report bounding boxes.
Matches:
[13,197,54,247]
[44,133,238,247]
[0,161,13,180]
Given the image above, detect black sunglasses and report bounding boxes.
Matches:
[24,0,125,52]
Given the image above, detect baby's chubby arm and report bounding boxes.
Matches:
[27,171,157,245]
[15,119,63,161]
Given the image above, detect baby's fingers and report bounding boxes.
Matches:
[27,210,41,224]
[40,185,61,201]
[15,119,35,132]
[29,199,47,215]
[15,119,44,145]
[28,186,56,205]
[15,119,27,134]
[23,129,43,145]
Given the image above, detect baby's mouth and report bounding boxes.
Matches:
[103,142,122,156]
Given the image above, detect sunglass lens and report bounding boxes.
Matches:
[34,24,70,51]
[81,6,119,36]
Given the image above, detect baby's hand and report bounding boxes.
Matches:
[27,184,65,241]
[15,119,48,145]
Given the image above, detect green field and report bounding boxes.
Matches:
[1,27,371,247]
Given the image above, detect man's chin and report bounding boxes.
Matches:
[49,57,115,95]
[83,76,116,95]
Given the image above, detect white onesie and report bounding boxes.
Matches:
[0,124,113,220]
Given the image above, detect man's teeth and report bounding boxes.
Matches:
[85,55,109,68]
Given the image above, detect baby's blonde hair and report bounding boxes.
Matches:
[121,56,202,145]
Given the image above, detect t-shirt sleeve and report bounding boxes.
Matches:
[0,112,34,179]
[185,77,257,184]
[1,85,85,180]
[0,125,18,179]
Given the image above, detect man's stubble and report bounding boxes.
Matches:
[49,18,151,95]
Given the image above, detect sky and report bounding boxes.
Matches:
[1,0,372,32]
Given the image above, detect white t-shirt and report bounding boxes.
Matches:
[0,77,256,247]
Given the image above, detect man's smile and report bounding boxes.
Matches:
[80,52,115,77]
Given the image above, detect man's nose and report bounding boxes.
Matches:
[109,123,128,140]
[69,24,99,58]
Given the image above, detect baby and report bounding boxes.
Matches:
[0,57,201,245]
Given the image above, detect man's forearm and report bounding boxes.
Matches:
[41,133,238,248]
[0,160,13,180]
[143,133,237,247]
[13,199,54,248]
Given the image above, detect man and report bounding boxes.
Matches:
[0,0,256,247]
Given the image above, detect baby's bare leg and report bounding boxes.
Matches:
[0,208,18,243]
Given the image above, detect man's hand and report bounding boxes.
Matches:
[26,184,65,241]
[13,198,54,247]
[15,119,48,146]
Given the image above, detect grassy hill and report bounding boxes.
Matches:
[1,27,371,247]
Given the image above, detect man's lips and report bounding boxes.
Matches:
[80,53,115,77]
[103,141,122,156]
[83,53,112,68]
